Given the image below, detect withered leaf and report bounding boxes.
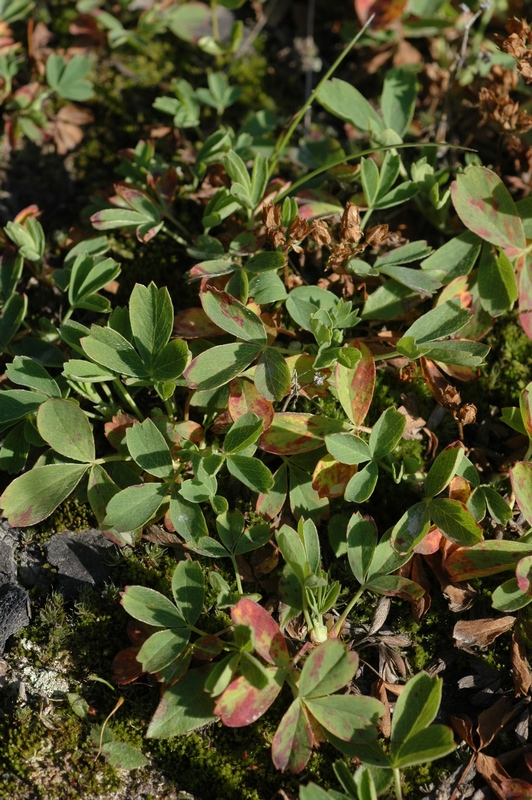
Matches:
[453,616,516,651]
[477,696,516,749]
[476,752,511,800]
[372,678,391,738]
[512,628,532,697]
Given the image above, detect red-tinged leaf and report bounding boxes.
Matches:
[413,528,442,555]
[256,462,288,521]
[299,639,358,698]
[445,541,532,581]
[258,412,347,455]
[520,384,532,438]
[511,462,532,525]
[336,339,375,426]
[173,307,226,339]
[499,779,532,799]
[111,647,143,685]
[271,699,315,773]
[365,575,425,602]
[312,455,358,499]
[229,378,274,429]
[231,597,290,667]
[214,668,284,726]
[451,167,526,258]
[104,412,137,449]
[284,354,330,399]
[354,0,407,28]
[519,256,532,339]
[192,635,224,661]
[188,260,234,280]
[297,189,343,220]
[516,555,532,596]
[200,287,267,345]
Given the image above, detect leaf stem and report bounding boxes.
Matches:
[333,584,365,637]
[230,553,244,595]
[268,16,375,179]
[113,379,143,421]
[393,767,403,800]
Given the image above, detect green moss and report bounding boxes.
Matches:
[480,311,532,406]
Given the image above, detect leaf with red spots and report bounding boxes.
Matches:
[336,340,375,426]
[231,597,290,667]
[354,0,407,28]
[271,699,315,773]
[255,462,288,520]
[0,463,89,527]
[511,462,532,526]
[451,167,526,258]
[445,540,532,582]
[312,455,358,499]
[229,378,274,429]
[200,286,267,345]
[214,668,285,726]
[173,307,226,339]
[258,413,347,455]
[518,255,532,339]
[299,639,358,698]
[192,635,224,661]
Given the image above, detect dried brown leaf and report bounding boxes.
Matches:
[477,696,516,749]
[372,678,391,738]
[453,616,516,651]
[476,752,511,800]
[512,628,532,697]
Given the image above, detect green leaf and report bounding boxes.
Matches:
[304,695,383,743]
[152,338,189,382]
[299,640,359,698]
[200,286,267,344]
[369,407,405,460]
[129,283,174,370]
[62,359,116,383]
[260,413,347,456]
[377,265,440,296]
[223,412,264,454]
[125,418,173,479]
[347,512,377,585]
[478,248,518,317]
[245,251,286,273]
[401,300,470,344]
[137,627,190,672]
[492,578,532,612]
[344,461,379,503]
[6,356,61,397]
[361,157,380,206]
[147,667,216,737]
[367,529,412,580]
[0,421,30,474]
[184,342,262,391]
[325,433,371,466]
[285,286,339,332]
[381,67,417,137]
[510,462,532,526]
[171,559,204,625]
[420,339,489,368]
[424,444,464,499]
[421,231,482,284]
[87,464,119,526]
[316,79,384,133]
[277,524,309,585]
[121,584,185,628]
[451,166,526,257]
[0,389,47,425]
[365,574,424,602]
[101,741,148,770]
[391,725,455,768]
[81,326,147,378]
[391,501,431,553]
[272,699,314,774]
[103,483,167,532]
[0,463,88,526]
[226,454,274,494]
[254,348,291,402]
[429,498,483,545]
[334,343,374,426]
[391,672,442,744]
[170,486,209,543]
[0,293,27,349]
[37,398,95,462]
[46,53,93,101]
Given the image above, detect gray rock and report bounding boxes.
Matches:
[46,529,116,598]
[0,583,30,654]
[17,544,47,588]
[0,539,17,585]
